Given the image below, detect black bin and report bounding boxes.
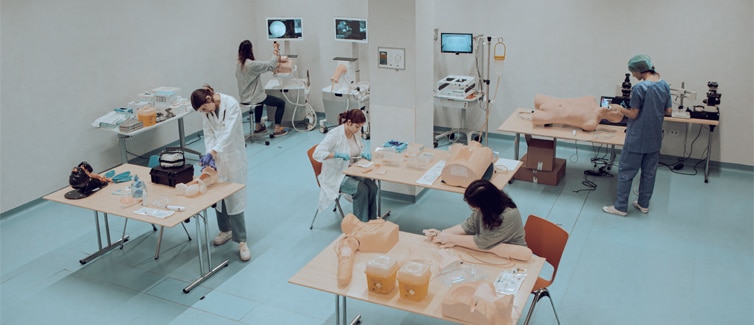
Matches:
[150,164,194,187]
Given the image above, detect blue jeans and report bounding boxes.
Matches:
[340,176,378,221]
[614,150,660,212]
[215,200,247,243]
[255,95,285,125]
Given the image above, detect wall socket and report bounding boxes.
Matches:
[668,129,681,136]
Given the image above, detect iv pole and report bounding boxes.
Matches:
[483,36,491,147]
[478,35,506,147]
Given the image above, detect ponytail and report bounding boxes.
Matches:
[338,109,366,126]
[190,84,215,111]
[238,40,254,68]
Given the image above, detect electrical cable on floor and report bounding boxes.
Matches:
[573,167,614,193]
[659,124,705,175]
[569,139,579,164]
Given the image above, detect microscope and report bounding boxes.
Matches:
[689,81,721,121]
[621,73,632,99]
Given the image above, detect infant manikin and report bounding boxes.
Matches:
[176,167,218,197]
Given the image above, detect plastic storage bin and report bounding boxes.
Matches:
[137,106,157,127]
[397,261,431,301]
[365,255,398,294]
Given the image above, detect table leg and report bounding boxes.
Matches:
[377,180,382,217]
[118,135,129,164]
[514,133,520,160]
[183,209,229,293]
[335,295,340,325]
[609,144,617,167]
[376,180,391,219]
[177,117,202,157]
[342,296,347,325]
[79,211,129,265]
[704,126,712,183]
[334,295,361,325]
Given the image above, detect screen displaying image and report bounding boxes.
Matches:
[441,33,473,54]
[267,18,303,40]
[335,18,367,43]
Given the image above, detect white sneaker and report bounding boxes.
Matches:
[213,231,232,246]
[239,242,251,261]
[632,201,649,214]
[602,205,628,217]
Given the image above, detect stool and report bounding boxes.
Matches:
[240,103,269,146]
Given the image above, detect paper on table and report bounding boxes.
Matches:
[494,158,519,173]
[134,207,174,219]
[417,161,445,185]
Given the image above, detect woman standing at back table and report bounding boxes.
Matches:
[602,54,672,217]
[190,85,251,262]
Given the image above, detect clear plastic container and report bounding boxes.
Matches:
[397,261,431,301]
[365,255,398,294]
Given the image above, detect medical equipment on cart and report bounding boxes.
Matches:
[436,75,477,100]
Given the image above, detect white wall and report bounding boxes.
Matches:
[2,0,752,213]
[0,0,258,213]
[430,0,753,166]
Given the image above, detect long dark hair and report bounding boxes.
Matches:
[238,40,255,68]
[464,179,517,230]
[337,109,366,126]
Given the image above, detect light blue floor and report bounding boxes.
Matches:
[1,127,752,325]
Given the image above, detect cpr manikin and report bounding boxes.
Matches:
[176,167,219,197]
[330,63,349,92]
[335,213,399,287]
[442,281,514,325]
[532,94,625,131]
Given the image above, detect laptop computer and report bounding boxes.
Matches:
[599,96,629,126]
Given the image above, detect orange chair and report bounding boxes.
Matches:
[307,144,346,229]
[523,215,569,325]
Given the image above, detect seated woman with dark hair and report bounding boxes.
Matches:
[423,179,532,261]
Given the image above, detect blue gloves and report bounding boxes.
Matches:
[361,152,372,161]
[112,171,132,183]
[200,153,216,170]
[334,152,350,161]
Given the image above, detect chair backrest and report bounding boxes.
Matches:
[524,215,569,284]
[306,144,322,188]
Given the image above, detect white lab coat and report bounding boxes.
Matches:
[202,93,247,215]
[313,124,363,212]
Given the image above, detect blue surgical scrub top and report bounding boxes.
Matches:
[624,80,672,153]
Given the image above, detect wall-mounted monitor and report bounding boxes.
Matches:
[441,33,473,54]
[335,17,367,43]
[267,18,303,41]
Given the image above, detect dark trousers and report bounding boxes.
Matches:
[255,95,285,125]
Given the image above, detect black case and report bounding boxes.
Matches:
[150,164,194,187]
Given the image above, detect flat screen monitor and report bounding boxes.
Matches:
[441,33,473,54]
[335,18,367,43]
[267,18,303,41]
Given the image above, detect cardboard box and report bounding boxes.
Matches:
[524,135,556,171]
[515,155,566,186]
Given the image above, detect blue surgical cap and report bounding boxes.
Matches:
[628,54,654,73]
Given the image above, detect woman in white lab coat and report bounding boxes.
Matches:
[313,109,377,222]
[190,85,250,262]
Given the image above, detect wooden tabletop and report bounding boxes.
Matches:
[498,108,627,146]
[289,231,545,324]
[344,148,521,194]
[44,164,244,228]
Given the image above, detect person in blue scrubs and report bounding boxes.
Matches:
[603,54,672,217]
